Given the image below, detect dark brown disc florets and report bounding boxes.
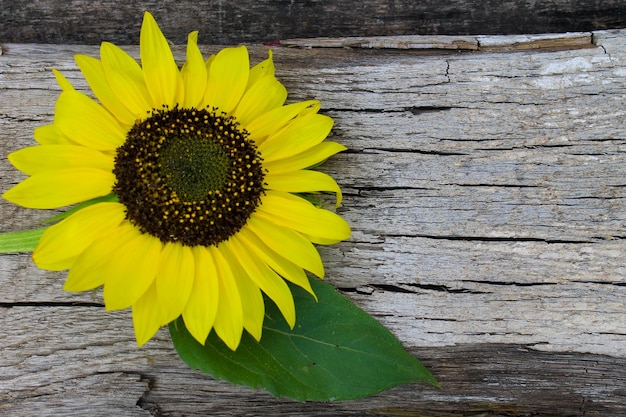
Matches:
[113,107,265,246]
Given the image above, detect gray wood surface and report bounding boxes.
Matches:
[1,0,626,44]
[1,29,626,415]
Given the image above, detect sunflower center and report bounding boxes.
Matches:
[113,107,265,247]
[158,136,230,201]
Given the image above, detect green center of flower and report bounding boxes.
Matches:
[113,107,265,247]
[158,136,230,201]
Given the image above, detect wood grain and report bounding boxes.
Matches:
[1,29,626,415]
[1,1,626,45]
[2,307,625,416]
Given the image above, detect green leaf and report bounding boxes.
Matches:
[0,227,47,253]
[169,278,437,401]
[40,193,119,224]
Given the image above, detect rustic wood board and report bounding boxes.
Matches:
[1,30,625,415]
[2,0,626,44]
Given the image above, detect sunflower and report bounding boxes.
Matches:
[3,12,350,350]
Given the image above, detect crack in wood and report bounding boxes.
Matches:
[370,283,416,294]
[384,233,595,244]
[352,185,437,192]
[462,279,558,287]
[366,147,467,156]
[405,282,489,294]
[575,280,626,287]
[453,183,540,188]
[407,105,453,115]
[328,106,455,114]
[341,283,488,295]
[135,373,163,417]
[0,301,104,308]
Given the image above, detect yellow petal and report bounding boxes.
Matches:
[265,169,343,206]
[133,282,165,346]
[204,53,216,72]
[230,235,296,329]
[246,214,324,278]
[156,242,195,325]
[75,54,136,126]
[181,31,207,108]
[209,245,244,350]
[263,141,347,175]
[246,100,320,144]
[63,222,135,292]
[100,42,152,118]
[8,145,114,175]
[34,125,72,145]
[257,191,351,244]
[203,46,249,115]
[2,168,115,209]
[258,113,333,162]
[247,50,275,89]
[234,75,287,128]
[103,225,163,311]
[55,90,127,151]
[237,226,316,298]
[52,69,76,92]
[140,11,180,108]
[182,246,219,345]
[33,202,126,271]
[221,240,265,341]
[175,69,186,107]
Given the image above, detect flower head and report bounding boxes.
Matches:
[3,12,350,349]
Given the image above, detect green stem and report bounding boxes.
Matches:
[0,227,47,253]
[0,193,118,254]
[41,193,118,224]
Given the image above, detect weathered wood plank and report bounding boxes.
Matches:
[1,307,625,416]
[1,31,626,415]
[281,32,594,51]
[2,1,626,44]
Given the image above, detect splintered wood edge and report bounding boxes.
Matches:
[280,32,594,51]
[279,35,479,50]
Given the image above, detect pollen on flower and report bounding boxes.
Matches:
[113,107,265,247]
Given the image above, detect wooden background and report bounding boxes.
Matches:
[1,1,626,416]
[1,0,626,44]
